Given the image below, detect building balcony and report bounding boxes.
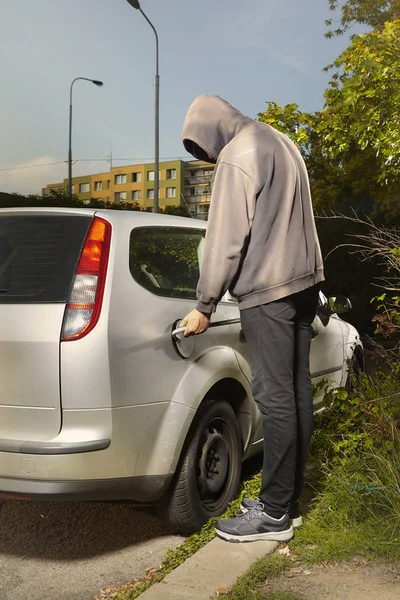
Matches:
[184,194,211,204]
[184,175,213,186]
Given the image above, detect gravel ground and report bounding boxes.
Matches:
[269,557,400,599]
[0,499,184,600]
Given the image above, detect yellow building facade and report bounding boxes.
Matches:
[42,159,215,218]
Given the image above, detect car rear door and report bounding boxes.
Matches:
[0,211,91,442]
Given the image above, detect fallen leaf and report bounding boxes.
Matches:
[321,560,329,567]
[278,546,291,556]
[215,586,230,596]
[304,570,312,576]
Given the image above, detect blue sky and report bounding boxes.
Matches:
[0,0,356,194]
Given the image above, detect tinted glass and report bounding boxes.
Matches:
[129,226,205,299]
[0,215,91,303]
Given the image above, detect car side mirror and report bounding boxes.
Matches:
[327,296,352,314]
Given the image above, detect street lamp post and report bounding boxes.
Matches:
[126,0,159,213]
[68,77,103,199]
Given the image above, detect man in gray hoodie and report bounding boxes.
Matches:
[180,95,324,543]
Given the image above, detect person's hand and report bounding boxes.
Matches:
[180,310,210,337]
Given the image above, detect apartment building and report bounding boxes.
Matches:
[183,160,213,219]
[42,159,215,218]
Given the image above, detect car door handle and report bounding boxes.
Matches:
[172,318,241,339]
[171,327,187,339]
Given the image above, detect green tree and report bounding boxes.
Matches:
[321,20,400,187]
[326,0,400,37]
[258,19,400,218]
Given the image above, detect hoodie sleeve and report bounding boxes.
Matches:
[196,161,256,314]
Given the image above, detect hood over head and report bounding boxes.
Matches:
[182,95,253,163]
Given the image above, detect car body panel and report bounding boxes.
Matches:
[0,304,65,441]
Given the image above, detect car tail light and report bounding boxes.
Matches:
[61,217,111,341]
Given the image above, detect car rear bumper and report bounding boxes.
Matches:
[0,474,173,502]
[0,438,110,454]
[0,402,194,502]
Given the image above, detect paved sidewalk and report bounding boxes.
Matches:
[139,537,278,600]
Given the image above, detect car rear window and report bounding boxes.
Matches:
[129,226,205,300]
[0,215,91,303]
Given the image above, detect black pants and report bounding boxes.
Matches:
[240,285,320,518]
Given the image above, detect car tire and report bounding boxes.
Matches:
[345,354,361,394]
[161,398,242,534]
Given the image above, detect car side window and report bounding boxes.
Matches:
[129,226,206,300]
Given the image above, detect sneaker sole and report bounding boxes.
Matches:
[214,524,294,543]
[240,505,303,530]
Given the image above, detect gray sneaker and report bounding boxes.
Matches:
[215,501,294,543]
[240,497,303,529]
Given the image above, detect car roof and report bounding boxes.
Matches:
[0,207,207,229]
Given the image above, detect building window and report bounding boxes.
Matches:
[166,169,176,180]
[147,189,160,200]
[147,170,161,181]
[106,180,111,189]
[115,191,127,202]
[166,187,176,198]
[132,190,141,201]
[79,183,90,193]
[94,181,103,191]
[132,172,142,183]
[115,174,127,185]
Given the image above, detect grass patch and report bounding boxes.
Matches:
[212,554,301,600]
[292,367,400,565]
[217,365,400,599]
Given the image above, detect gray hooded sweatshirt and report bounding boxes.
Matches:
[182,95,324,314]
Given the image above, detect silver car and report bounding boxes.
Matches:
[0,208,363,533]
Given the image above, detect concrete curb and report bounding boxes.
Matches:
[139,537,278,600]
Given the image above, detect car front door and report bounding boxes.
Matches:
[310,292,345,409]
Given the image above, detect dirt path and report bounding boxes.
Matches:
[269,558,400,599]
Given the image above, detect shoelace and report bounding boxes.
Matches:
[243,501,266,521]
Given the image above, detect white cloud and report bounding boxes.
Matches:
[271,52,308,73]
[0,156,108,196]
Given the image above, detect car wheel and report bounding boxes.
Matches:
[345,354,361,395]
[161,398,242,534]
